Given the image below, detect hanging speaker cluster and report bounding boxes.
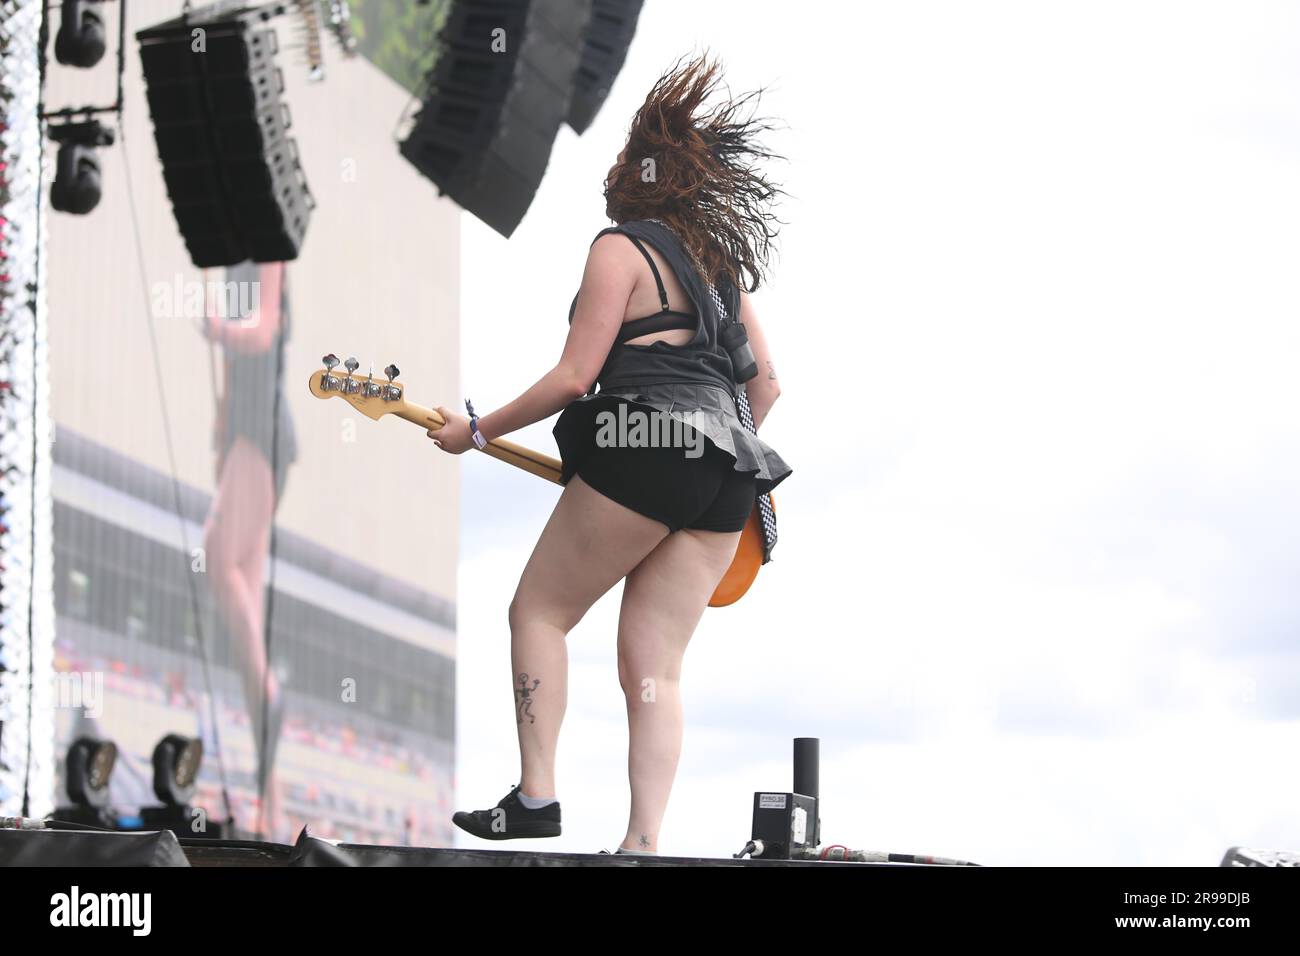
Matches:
[399,0,643,237]
[567,0,643,134]
[136,7,314,267]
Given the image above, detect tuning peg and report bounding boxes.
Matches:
[380,364,403,402]
[319,353,344,391]
[344,356,359,374]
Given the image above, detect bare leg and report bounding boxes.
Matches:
[203,438,283,837]
[616,527,741,853]
[508,475,669,799]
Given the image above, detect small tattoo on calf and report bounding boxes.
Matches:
[515,673,541,724]
[639,833,650,849]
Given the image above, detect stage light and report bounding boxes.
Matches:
[139,734,228,837]
[48,119,115,215]
[151,734,203,806]
[64,736,117,810]
[54,0,108,69]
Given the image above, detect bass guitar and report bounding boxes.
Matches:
[307,355,768,606]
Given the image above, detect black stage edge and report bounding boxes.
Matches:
[1,825,896,866]
[0,828,190,866]
[4,827,1292,944]
[182,827,893,867]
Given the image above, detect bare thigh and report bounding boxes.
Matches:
[205,438,274,572]
[511,474,670,631]
[616,527,743,682]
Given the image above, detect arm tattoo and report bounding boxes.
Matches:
[766,360,777,381]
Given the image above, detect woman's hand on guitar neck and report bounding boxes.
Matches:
[427,407,474,455]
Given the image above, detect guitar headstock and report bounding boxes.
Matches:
[307,353,408,421]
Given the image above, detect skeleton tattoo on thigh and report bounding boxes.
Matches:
[515,673,541,725]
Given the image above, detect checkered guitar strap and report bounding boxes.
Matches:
[702,277,779,564]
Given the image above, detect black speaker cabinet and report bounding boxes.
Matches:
[400,0,593,237]
[137,8,314,266]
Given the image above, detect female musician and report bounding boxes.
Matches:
[429,54,790,855]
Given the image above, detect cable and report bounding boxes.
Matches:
[737,840,980,865]
[42,817,119,832]
[254,261,289,839]
[798,844,981,866]
[119,131,234,829]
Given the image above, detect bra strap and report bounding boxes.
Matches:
[615,311,696,344]
[624,234,671,312]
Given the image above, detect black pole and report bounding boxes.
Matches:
[793,737,818,801]
[794,737,820,848]
[116,0,128,115]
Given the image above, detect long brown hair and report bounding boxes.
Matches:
[603,52,785,294]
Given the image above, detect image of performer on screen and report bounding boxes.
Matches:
[201,260,298,840]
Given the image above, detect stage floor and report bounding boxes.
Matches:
[179,834,899,867]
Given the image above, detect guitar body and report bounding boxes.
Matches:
[308,363,770,606]
[708,495,772,607]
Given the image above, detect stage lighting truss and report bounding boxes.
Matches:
[0,0,58,821]
[41,0,127,216]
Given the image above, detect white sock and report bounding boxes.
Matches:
[517,790,557,809]
[616,846,655,855]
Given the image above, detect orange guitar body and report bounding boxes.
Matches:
[708,495,772,607]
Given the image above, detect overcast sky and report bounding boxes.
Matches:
[451,0,1300,864]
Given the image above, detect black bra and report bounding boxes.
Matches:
[568,233,698,344]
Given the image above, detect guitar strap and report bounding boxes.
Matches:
[644,220,779,563]
[702,276,779,565]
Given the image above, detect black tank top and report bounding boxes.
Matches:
[221,261,298,479]
[567,220,739,396]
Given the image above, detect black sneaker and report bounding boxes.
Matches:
[452,784,561,840]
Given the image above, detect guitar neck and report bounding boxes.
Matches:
[395,400,563,485]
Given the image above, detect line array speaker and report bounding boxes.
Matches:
[137,7,314,267]
[567,0,642,134]
[399,0,594,237]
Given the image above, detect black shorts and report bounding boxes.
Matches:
[574,440,757,534]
